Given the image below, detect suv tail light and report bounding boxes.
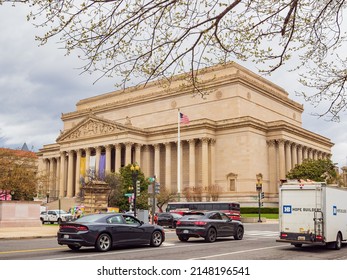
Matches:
[194,221,207,226]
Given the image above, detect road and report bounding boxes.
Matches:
[1,223,347,260]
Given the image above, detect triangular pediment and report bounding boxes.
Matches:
[57,115,128,142]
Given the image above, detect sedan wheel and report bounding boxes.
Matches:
[95,233,112,252]
[150,230,163,247]
[234,226,244,240]
[68,245,81,251]
[178,235,189,242]
[205,227,217,242]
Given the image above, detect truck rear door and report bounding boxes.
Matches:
[278,184,323,244]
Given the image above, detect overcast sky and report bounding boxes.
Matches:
[1,4,346,169]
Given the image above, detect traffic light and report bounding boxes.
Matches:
[261,192,265,199]
[136,180,140,197]
[155,182,160,194]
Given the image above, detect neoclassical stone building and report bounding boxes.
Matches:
[37,62,333,206]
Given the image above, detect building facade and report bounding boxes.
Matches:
[37,62,333,206]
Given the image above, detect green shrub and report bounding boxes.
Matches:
[241,207,278,214]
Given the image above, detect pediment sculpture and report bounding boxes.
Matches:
[61,119,123,141]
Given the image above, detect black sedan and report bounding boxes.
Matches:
[175,211,244,242]
[157,212,182,228]
[57,213,165,252]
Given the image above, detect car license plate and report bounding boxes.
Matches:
[298,236,305,241]
[63,234,69,239]
[183,230,189,234]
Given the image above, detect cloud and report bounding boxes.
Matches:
[0,4,346,169]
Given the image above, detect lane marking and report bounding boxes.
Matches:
[0,247,65,255]
[189,244,289,260]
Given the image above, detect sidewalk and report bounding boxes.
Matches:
[0,225,58,240]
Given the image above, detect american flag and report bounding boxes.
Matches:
[180,112,189,124]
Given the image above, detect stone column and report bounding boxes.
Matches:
[105,144,112,174]
[95,146,101,177]
[210,139,216,186]
[278,140,286,181]
[201,138,209,188]
[267,140,277,194]
[142,145,151,177]
[188,139,196,187]
[135,144,142,166]
[285,141,291,174]
[85,147,91,182]
[164,142,172,190]
[67,150,74,198]
[115,143,121,172]
[125,142,132,165]
[49,158,55,193]
[291,143,297,168]
[56,157,60,198]
[59,151,66,197]
[75,149,82,196]
[154,144,160,182]
[297,145,303,164]
[303,146,309,160]
[308,148,313,159]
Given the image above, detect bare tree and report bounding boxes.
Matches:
[4,0,347,120]
[205,184,221,201]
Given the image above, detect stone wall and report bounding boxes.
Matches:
[0,201,42,227]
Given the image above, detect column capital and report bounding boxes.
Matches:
[105,144,113,150]
[164,142,172,147]
[266,139,277,147]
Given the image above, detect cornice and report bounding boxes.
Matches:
[61,62,302,121]
[267,120,333,147]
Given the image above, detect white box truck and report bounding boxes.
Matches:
[276,182,347,249]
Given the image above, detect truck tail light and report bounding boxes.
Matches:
[315,235,323,241]
[280,233,288,239]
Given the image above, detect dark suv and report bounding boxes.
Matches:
[157,213,182,228]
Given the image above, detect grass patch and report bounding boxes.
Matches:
[241,213,278,219]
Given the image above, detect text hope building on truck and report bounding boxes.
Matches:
[277,181,347,250]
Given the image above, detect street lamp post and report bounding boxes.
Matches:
[130,164,140,217]
[46,191,50,204]
[256,173,263,223]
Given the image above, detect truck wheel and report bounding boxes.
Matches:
[335,233,342,250]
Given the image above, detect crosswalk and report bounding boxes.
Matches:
[244,230,279,238]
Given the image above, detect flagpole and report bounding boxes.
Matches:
[177,108,181,201]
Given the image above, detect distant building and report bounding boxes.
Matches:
[37,62,333,206]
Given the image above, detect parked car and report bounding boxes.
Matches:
[40,210,73,224]
[57,213,165,252]
[157,213,182,228]
[176,211,244,242]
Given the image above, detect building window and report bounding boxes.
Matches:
[226,172,237,192]
[229,179,236,191]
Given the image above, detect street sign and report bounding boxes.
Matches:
[124,193,133,197]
